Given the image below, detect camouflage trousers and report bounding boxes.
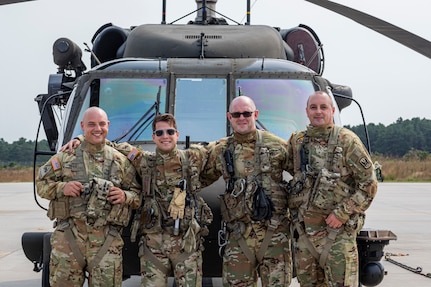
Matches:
[139,232,203,287]
[49,220,123,287]
[293,227,359,287]
[223,223,292,287]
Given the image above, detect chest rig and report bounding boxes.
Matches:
[134,149,212,240]
[290,126,354,269]
[218,130,285,266]
[47,144,115,221]
[50,143,130,273]
[288,126,343,207]
[135,149,213,275]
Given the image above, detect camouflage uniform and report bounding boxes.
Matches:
[114,142,213,287]
[201,130,292,287]
[36,140,141,287]
[287,125,377,287]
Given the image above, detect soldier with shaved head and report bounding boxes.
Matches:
[201,95,293,287]
[37,107,141,287]
[287,91,377,287]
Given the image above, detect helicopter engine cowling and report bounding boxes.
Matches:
[281,24,324,75]
[91,24,130,68]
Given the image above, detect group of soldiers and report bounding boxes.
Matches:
[37,91,377,287]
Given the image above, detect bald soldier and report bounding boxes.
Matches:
[201,95,292,287]
[287,91,377,287]
[37,107,141,287]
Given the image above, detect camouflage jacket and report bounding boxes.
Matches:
[113,142,209,206]
[36,140,141,220]
[286,125,377,226]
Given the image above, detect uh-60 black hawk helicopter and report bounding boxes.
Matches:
[12,0,430,286]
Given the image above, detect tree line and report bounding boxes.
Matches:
[1,117,430,167]
[346,117,431,158]
[0,138,51,167]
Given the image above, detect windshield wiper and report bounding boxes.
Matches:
[112,86,161,142]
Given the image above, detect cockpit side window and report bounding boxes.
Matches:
[71,78,167,142]
[236,78,315,139]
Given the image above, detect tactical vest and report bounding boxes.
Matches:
[138,149,213,236]
[219,130,286,223]
[47,143,132,227]
[288,126,353,213]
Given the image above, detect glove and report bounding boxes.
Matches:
[168,187,186,219]
[181,218,201,253]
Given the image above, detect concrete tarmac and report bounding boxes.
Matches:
[1,182,430,286]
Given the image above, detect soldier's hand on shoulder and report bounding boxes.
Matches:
[63,181,84,197]
[59,138,81,154]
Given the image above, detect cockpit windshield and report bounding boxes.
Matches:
[69,76,340,144]
[175,78,227,142]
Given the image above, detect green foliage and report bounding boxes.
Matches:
[345,117,431,157]
[403,148,430,161]
[0,138,51,167]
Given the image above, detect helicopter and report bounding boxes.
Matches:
[10,0,429,286]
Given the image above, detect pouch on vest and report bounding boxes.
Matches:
[141,197,162,234]
[288,172,314,209]
[86,178,113,227]
[219,191,249,223]
[178,194,214,236]
[107,202,132,227]
[310,168,350,212]
[196,195,213,237]
[198,196,213,226]
[47,197,70,220]
[345,213,365,234]
[251,184,275,221]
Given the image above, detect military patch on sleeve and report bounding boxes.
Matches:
[127,148,140,161]
[359,157,372,169]
[38,165,52,179]
[51,156,61,171]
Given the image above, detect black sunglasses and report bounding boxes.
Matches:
[153,128,177,136]
[230,111,254,118]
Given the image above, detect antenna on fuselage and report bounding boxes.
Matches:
[161,0,166,24]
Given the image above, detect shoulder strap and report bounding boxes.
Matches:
[326,126,342,170]
[72,146,88,183]
[102,145,115,180]
[252,130,264,177]
[290,131,306,173]
[222,136,236,188]
[144,153,157,196]
[178,149,191,193]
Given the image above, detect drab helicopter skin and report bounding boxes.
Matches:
[18,1,400,286]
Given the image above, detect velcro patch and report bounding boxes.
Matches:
[359,157,372,169]
[51,156,61,171]
[127,148,140,161]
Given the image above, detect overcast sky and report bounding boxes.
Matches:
[0,0,430,143]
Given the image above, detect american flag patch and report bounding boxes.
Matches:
[127,148,139,161]
[51,156,61,170]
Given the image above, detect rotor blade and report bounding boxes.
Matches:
[305,0,431,59]
[0,0,34,5]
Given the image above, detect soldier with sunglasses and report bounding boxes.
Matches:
[61,113,213,287]
[200,96,293,287]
